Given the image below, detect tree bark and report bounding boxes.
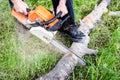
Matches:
[36,0,111,80]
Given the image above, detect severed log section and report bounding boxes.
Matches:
[36,0,111,80]
[108,11,120,16]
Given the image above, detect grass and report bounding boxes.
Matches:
[0,0,120,80]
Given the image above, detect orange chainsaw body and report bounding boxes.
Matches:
[12,5,59,28]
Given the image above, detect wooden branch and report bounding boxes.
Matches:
[108,11,120,16]
[36,0,111,80]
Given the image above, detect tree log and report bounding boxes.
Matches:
[36,0,111,80]
[108,11,120,16]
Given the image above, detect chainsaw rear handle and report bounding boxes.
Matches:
[36,11,70,26]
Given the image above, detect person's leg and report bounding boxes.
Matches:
[66,0,75,25]
[52,0,85,42]
[51,0,59,15]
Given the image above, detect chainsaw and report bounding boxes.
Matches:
[11,5,86,65]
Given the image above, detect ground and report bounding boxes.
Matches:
[0,0,120,80]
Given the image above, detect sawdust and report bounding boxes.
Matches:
[15,22,60,61]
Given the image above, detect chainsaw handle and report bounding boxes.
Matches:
[60,15,70,26]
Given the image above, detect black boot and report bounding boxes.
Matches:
[59,24,85,42]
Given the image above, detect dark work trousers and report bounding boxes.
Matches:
[52,0,75,25]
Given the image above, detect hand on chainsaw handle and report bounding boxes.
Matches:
[11,0,28,15]
[57,0,68,17]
